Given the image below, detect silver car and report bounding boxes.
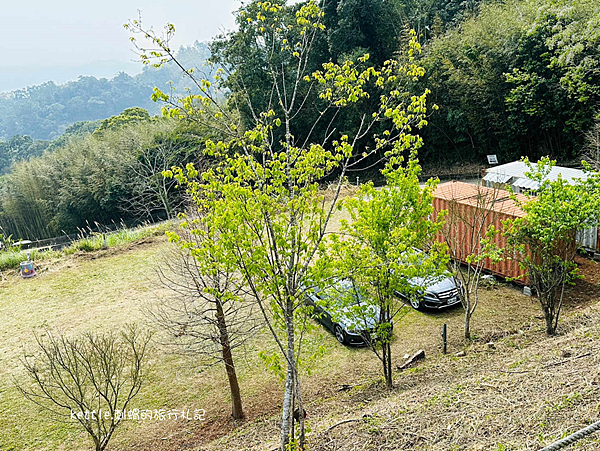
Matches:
[303,279,381,345]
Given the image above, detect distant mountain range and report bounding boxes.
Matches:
[0,60,143,93]
[0,42,212,141]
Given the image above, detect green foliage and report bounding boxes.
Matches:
[0,117,204,239]
[0,230,18,251]
[420,0,600,163]
[0,42,212,141]
[0,222,168,272]
[3,0,600,175]
[322,0,401,65]
[548,0,600,105]
[0,135,49,174]
[206,0,439,176]
[506,157,600,257]
[317,155,448,386]
[93,107,152,135]
[583,117,600,170]
[0,120,107,175]
[64,225,165,254]
[139,1,433,445]
[504,157,600,334]
[258,350,286,382]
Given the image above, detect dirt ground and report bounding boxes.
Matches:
[565,255,600,307]
[195,299,600,451]
[160,262,600,451]
[305,305,600,450]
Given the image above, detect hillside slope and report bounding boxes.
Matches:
[1,229,598,450]
[204,299,600,450]
[0,42,210,141]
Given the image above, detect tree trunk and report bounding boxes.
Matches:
[381,342,388,388]
[159,185,172,220]
[464,297,471,340]
[383,341,393,388]
[215,298,244,419]
[544,305,556,335]
[464,309,471,340]
[294,367,306,449]
[281,308,296,450]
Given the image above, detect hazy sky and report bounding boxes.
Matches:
[1,0,240,90]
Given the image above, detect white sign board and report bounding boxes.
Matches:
[487,154,498,165]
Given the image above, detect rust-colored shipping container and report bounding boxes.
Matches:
[432,181,528,283]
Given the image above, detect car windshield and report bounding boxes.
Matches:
[320,279,365,308]
[397,248,452,283]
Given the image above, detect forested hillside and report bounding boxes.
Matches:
[420,0,600,164]
[0,41,210,141]
[208,0,599,166]
[0,108,219,240]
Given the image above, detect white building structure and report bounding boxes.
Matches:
[483,160,588,194]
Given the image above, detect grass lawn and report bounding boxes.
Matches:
[0,234,360,450]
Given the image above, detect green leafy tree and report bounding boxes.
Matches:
[322,0,401,65]
[419,0,527,162]
[547,0,600,106]
[420,0,600,164]
[93,107,152,136]
[505,157,600,335]
[0,135,50,174]
[128,1,432,448]
[0,118,190,239]
[319,155,447,388]
[389,0,483,43]
[503,5,591,157]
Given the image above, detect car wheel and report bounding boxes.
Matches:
[334,324,347,344]
[410,297,422,310]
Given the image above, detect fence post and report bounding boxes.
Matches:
[442,323,447,354]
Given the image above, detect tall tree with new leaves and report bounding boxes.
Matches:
[127,2,432,448]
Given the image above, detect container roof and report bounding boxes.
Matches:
[433,181,528,218]
[485,160,587,185]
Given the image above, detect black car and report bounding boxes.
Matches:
[396,274,462,310]
[303,279,382,345]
